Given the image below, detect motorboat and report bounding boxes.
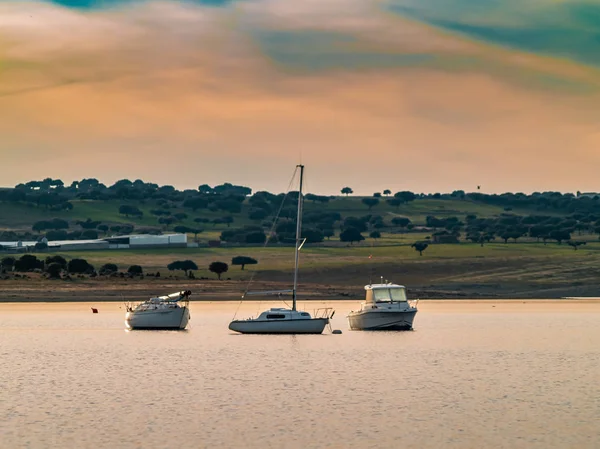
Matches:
[348,280,417,330]
[125,290,191,330]
[228,165,334,334]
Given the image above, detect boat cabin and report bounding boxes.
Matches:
[364,283,408,304]
[254,308,312,321]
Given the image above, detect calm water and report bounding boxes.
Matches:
[1,300,599,449]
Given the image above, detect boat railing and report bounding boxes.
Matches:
[314,307,335,319]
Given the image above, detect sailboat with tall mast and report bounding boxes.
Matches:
[228,165,334,334]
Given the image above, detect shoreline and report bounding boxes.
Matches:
[2,272,600,303]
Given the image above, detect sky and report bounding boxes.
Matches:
[1,0,600,195]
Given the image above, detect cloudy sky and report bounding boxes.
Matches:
[1,0,599,194]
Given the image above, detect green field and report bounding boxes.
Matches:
[3,194,599,298]
[0,196,545,236]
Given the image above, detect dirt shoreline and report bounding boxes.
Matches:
[0,277,597,302]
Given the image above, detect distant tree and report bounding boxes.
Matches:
[167,260,198,276]
[80,230,99,240]
[97,224,109,234]
[67,258,94,274]
[209,261,229,280]
[173,212,188,221]
[341,187,353,197]
[159,216,176,229]
[128,265,143,276]
[45,255,67,269]
[386,198,403,209]
[567,241,586,250]
[32,218,69,232]
[46,263,63,279]
[46,230,69,240]
[373,192,382,198]
[14,255,44,272]
[173,225,193,234]
[394,191,416,203]
[302,228,324,243]
[99,263,118,275]
[119,205,143,218]
[391,217,411,227]
[77,218,101,230]
[369,231,381,240]
[150,209,171,216]
[550,229,571,244]
[411,241,429,256]
[222,216,234,227]
[1,256,15,271]
[383,189,391,196]
[249,209,269,221]
[340,228,365,245]
[362,198,379,210]
[231,256,258,270]
[198,184,213,194]
[183,197,209,211]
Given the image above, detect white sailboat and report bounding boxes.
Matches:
[125,290,191,330]
[228,165,334,334]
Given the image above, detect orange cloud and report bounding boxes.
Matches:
[0,1,599,194]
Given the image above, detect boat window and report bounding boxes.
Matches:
[373,288,407,302]
[373,289,391,302]
[390,288,407,302]
[301,313,310,316]
[266,314,286,319]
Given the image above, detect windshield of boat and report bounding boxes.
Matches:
[373,287,407,302]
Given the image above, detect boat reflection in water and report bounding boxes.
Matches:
[125,290,191,330]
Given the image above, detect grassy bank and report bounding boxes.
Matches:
[3,240,600,301]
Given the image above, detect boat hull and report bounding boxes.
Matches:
[229,318,328,334]
[125,307,190,330]
[348,310,416,331]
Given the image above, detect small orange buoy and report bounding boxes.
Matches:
[91,307,98,314]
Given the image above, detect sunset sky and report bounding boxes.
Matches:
[1,0,599,195]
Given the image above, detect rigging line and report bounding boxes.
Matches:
[231,166,300,320]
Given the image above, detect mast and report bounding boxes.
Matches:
[292,164,304,311]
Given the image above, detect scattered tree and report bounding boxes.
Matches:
[1,256,16,271]
[361,198,379,210]
[99,263,118,275]
[391,217,411,227]
[45,255,67,269]
[14,255,44,272]
[231,256,258,270]
[340,228,365,245]
[209,261,229,280]
[411,241,429,256]
[46,262,63,279]
[128,265,143,276]
[369,231,381,240]
[341,187,353,197]
[67,258,94,274]
[567,241,586,250]
[167,260,198,276]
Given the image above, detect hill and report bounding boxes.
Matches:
[2,178,600,299]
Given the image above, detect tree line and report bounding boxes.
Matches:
[0,254,259,281]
